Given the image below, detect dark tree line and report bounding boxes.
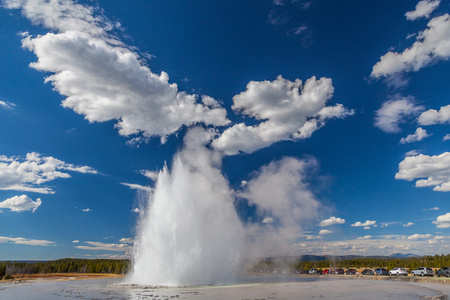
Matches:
[0,259,130,278]
[251,254,450,273]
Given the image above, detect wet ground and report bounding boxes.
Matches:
[1,275,449,299]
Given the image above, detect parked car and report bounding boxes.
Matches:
[436,267,450,277]
[309,268,319,275]
[345,269,357,275]
[323,269,332,274]
[361,269,375,275]
[334,268,344,275]
[375,268,389,276]
[411,267,434,277]
[389,267,408,276]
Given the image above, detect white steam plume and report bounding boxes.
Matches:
[237,157,322,257]
[127,128,244,286]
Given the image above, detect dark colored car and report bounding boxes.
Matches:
[345,269,357,275]
[375,268,389,276]
[436,267,450,277]
[362,269,375,275]
[334,268,344,274]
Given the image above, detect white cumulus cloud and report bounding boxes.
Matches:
[418,104,450,125]
[319,229,332,235]
[351,220,377,228]
[400,127,431,144]
[407,233,433,240]
[405,0,440,21]
[443,134,450,141]
[0,195,41,213]
[374,97,424,133]
[0,152,97,194]
[5,0,229,144]
[433,212,450,228]
[403,222,415,227]
[212,75,353,155]
[318,216,345,227]
[396,152,450,191]
[372,13,450,78]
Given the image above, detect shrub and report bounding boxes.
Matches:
[3,274,13,280]
[0,264,6,278]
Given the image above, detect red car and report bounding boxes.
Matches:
[323,269,332,274]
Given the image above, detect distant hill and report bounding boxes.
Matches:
[389,253,420,258]
[265,253,419,262]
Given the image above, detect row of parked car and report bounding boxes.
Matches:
[306,267,450,277]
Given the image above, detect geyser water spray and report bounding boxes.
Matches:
[127,128,244,286]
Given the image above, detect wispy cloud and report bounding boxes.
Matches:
[140,170,159,181]
[374,96,424,133]
[423,207,440,211]
[0,152,97,194]
[121,182,153,192]
[0,236,55,246]
[74,240,132,252]
[0,100,15,110]
[268,9,289,25]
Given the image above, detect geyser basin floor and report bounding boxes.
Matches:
[1,277,450,299]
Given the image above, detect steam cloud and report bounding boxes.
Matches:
[128,128,244,286]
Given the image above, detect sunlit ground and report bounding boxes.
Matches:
[1,275,450,299]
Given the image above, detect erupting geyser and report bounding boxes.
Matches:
[127,128,244,286]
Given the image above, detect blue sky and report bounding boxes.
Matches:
[0,0,449,260]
